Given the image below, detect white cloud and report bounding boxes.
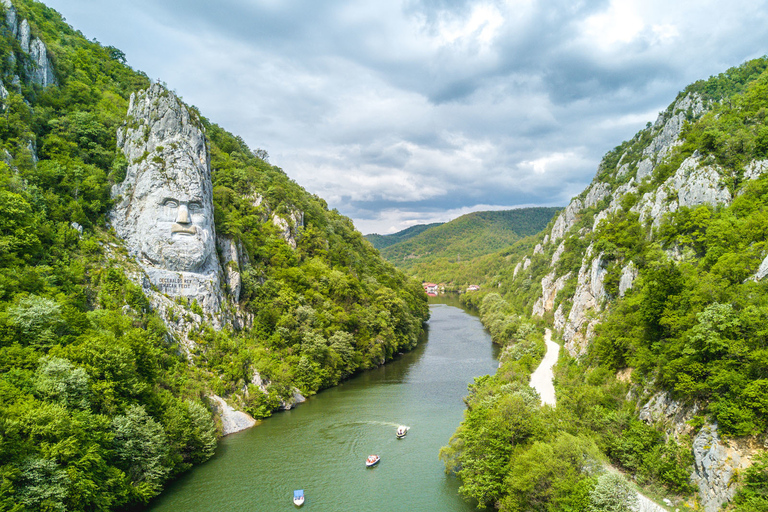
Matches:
[42,0,768,235]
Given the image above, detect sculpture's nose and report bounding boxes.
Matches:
[176,204,190,224]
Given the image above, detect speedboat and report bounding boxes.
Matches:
[365,455,380,467]
[396,425,408,438]
[293,489,304,507]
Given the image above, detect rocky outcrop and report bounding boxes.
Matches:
[635,93,705,181]
[743,159,768,182]
[550,241,565,267]
[691,424,756,512]
[250,370,306,411]
[209,395,256,436]
[618,261,638,297]
[271,210,304,250]
[110,84,235,343]
[553,304,566,331]
[562,249,606,356]
[1,0,56,88]
[753,254,768,281]
[638,391,699,439]
[532,271,572,317]
[218,236,246,302]
[550,198,583,243]
[513,261,522,278]
[584,181,610,208]
[635,155,731,228]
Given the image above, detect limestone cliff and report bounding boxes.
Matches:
[510,68,768,510]
[111,84,226,341]
[1,0,56,88]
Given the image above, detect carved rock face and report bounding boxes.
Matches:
[112,84,216,274]
[131,160,214,272]
[111,84,222,318]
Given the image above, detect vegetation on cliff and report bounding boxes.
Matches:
[0,0,427,509]
[370,207,559,285]
[442,58,768,511]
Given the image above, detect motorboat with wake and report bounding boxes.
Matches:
[396,425,408,438]
[365,455,380,467]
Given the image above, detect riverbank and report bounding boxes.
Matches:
[146,304,499,511]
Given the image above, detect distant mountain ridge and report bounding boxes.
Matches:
[370,208,560,276]
[365,222,443,250]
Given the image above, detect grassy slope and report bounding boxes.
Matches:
[377,207,560,283]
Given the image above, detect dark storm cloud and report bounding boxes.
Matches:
[42,0,768,233]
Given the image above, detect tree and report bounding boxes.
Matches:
[111,405,170,502]
[588,472,638,512]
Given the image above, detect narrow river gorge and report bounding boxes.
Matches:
[147,300,499,512]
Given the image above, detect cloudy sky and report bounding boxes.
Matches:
[43,0,768,234]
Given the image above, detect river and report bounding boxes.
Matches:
[146,299,498,512]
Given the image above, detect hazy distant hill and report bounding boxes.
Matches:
[365,222,443,250]
[376,208,560,274]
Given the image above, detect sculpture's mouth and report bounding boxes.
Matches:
[171,224,197,236]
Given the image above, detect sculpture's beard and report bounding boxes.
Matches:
[139,223,213,272]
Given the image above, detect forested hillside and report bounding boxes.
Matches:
[373,208,559,283]
[364,222,443,250]
[0,1,428,510]
[442,57,768,512]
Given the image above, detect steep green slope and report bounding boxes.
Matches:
[441,57,768,512]
[376,208,560,280]
[0,1,428,510]
[364,222,443,250]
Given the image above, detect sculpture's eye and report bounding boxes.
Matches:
[163,199,179,208]
[188,201,203,212]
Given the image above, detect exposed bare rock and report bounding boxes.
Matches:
[271,210,304,250]
[542,234,549,245]
[217,236,244,302]
[251,370,306,411]
[617,162,631,177]
[692,424,756,512]
[636,156,731,228]
[513,261,522,278]
[753,253,768,281]
[584,181,610,208]
[619,261,638,297]
[522,257,531,271]
[742,159,768,182]
[638,391,699,439]
[636,158,655,181]
[533,271,572,317]
[209,395,256,436]
[550,241,565,267]
[550,198,583,243]
[110,85,227,340]
[1,0,56,87]
[563,248,606,356]
[533,243,543,255]
[553,304,566,331]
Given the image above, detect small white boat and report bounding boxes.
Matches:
[293,489,304,507]
[365,454,380,467]
[396,425,408,438]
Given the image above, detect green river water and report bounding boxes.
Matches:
[147,300,498,512]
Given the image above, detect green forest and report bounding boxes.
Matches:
[0,1,428,510]
[372,208,559,284]
[438,58,768,511]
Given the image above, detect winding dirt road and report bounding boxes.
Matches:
[529,328,559,406]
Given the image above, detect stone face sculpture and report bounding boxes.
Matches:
[111,84,222,315]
